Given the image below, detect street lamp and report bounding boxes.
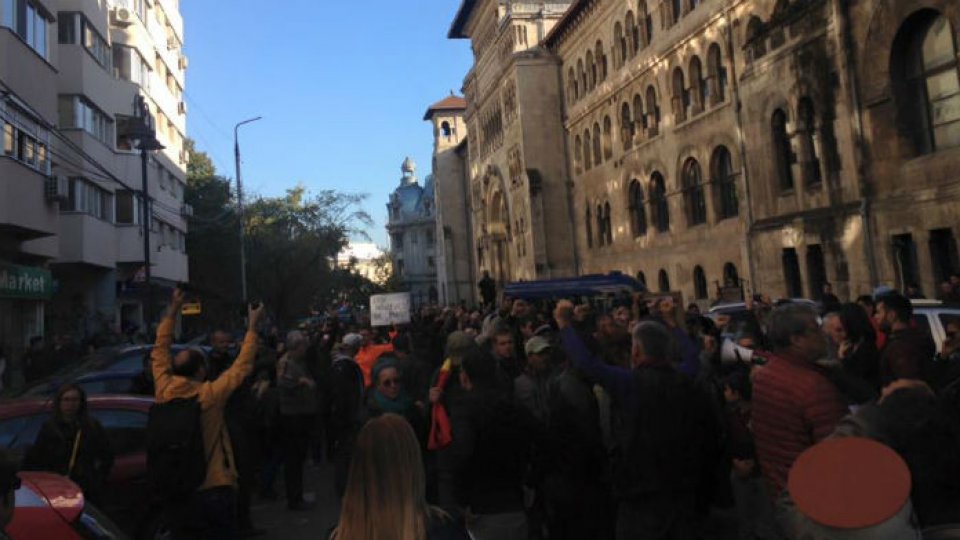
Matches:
[234,116,262,304]
[131,96,165,332]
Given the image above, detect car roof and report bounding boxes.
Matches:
[0,394,154,419]
[17,471,84,522]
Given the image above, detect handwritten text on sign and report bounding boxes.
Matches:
[370,293,411,326]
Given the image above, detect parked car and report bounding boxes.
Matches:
[0,395,168,539]
[19,344,207,398]
[7,471,127,539]
[911,299,960,354]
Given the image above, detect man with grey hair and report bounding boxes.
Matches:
[277,329,317,510]
[554,300,718,540]
[752,303,847,500]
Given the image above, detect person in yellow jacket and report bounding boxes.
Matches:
[151,288,264,539]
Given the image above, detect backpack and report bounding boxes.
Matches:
[146,397,209,498]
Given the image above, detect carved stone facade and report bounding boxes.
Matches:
[450,0,579,293]
[543,0,960,304]
[439,0,960,305]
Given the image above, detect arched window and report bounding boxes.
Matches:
[583,129,593,170]
[629,179,647,237]
[891,11,960,155]
[671,0,682,25]
[625,11,637,59]
[659,269,671,292]
[711,146,738,219]
[772,108,794,191]
[646,86,660,136]
[723,262,740,287]
[577,59,586,96]
[568,68,578,102]
[585,205,594,248]
[746,16,766,61]
[672,67,688,123]
[596,40,608,81]
[633,94,645,138]
[604,201,613,245]
[640,0,653,45]
[574,135,583,174]
[637,271,647,288]
[651,172,670,233]
[592,122,602,164]
[682,158,707,226]
[797,97,822,186]
[586,50,596,90]
[596,204,605,246]
[689,56,706,114]
[441,121,452,138]
[613,22,624,69]
[621,103,634,150]
[693,266,708,299]
[603,116,613,159]
[707,43,726,105]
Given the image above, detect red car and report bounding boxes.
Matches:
[0,395,169,539]
[7,471,126,539]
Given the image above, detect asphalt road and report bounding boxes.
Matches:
[250,461,341,539]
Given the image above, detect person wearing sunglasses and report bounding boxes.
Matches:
[367,357,425,437]
[0,449,18,539]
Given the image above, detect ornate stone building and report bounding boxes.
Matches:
[424,95,476,305]
[449,0,579,292]
[539,0,960,303]
[439,0,960,305]
[387,158,439,307]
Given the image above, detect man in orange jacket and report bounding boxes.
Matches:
[355,327,394,387]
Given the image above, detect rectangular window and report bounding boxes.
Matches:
[115,191,140,225]
[112,44,150,89]
[66,178,112,221]
[57,12,77,44]
[58,95,114,147]
[1,106,49,173]
[2,0,15,29]
[81,17,110,67]
[2,123,14,156]
[12,0,49,58]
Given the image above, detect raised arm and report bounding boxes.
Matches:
[204,303,265,404]
[554,300,634,402]
[151,289,185,398]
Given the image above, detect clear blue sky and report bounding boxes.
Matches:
[180,0,473,247]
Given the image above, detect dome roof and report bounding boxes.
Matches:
[401,157,416,174]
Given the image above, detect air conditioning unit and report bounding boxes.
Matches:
[180,204,194,218]
[45,176,69,202]
[178,55,189,70]
[167,37,178,51]
[178,101,187,115]
[111,7,134,26]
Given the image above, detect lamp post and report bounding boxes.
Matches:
[132,96,165,332]
[234,116,262,304]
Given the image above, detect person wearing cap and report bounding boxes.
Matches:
[751,303,848,501]
[0,450,18,539]
[329,334,366,497]
[513,336,556,423]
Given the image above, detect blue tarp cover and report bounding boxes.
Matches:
[503,273,645,300]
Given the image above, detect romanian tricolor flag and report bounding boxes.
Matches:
[427,358,454,450]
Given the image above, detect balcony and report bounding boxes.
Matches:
[0,159,58,241]
[56,213,117,268]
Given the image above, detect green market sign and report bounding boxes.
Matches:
[0,263,52,300]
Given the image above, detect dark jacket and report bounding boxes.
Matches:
[440,389,538,514]
[881,326,936,385]
[24,416,114,501]
[328,353,365,439]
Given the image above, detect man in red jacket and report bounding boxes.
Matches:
[752,303,848,500]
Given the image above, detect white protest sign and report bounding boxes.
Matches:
[370,292,411,326]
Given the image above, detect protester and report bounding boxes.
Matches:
[490,324,522,382]
[329,335,366,497]
[820,282,841,312]
[276,330,318,511]
[366,356,425,434]
[150,289,264,539]
[23,383,114,504]
[478,271,496,309]
[751,303,848,500]
[555,300,719,540]
[875,292,935,384]
[0,450,17,539]
[355,328,394,387]
[331,414,470,540]
[513,335,555,423]
[437,347,537,540]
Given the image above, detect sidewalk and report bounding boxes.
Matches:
[251,461,341,539]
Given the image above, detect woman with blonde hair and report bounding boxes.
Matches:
[331,413,470,540]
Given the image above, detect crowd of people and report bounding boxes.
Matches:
[2,281,960,540]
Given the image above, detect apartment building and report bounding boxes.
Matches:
[0,0,190,369]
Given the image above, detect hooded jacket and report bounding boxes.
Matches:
[151,316,257,490]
